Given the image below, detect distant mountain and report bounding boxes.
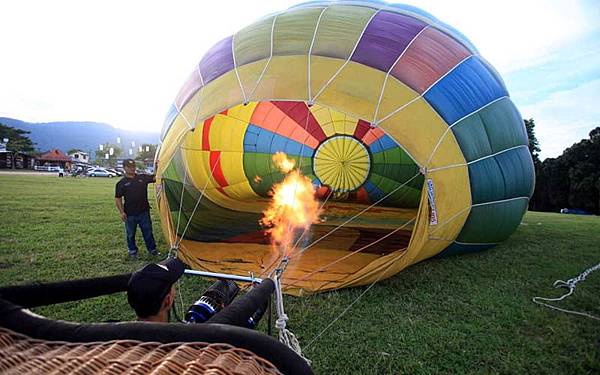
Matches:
[0,117,160,158]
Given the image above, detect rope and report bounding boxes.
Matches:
[255,100,321,279]
[286,187,334,259]
[307,6,329,103]
[286,218,415,291]
[174,152,222,248]
[311,9,381,102]
[297,170,422,255]
[372,25,430,124]
[247,13,279,102]
[305,252,403,350]
[256,169,420,283]
[272,259,311,365]
[173,158,189,248]
[533,262,600,321]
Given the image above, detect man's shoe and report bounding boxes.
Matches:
[149,250,160,257]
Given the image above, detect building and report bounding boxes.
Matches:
[0,140,34,169]
[68,150,90,172]
[68,150,89,165]
[36,149,72,170]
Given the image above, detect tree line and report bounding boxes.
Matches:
[526,120,600,215]
[94,142,157,167]
[3,121,599,214]
[1,122,158,168]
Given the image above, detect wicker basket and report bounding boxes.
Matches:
[0,327,282,374]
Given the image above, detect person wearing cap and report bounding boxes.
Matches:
[127,258,186,322]
[115,159,158,259]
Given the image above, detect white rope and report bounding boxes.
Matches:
[298,170,422,254]
[286,217,415,293]
[311,9,381,102]
[247,13,280,102]
[305,252,403,350]
[254,106,319,281]
[377,55,476,127]
[287,188,335,258]
[533,262,600,321]
[307,6,329,103]
[173,158,189,248]
[196,64,205,87]
[424,95,506,166]
[373,25,430,124]
[231,32,249,105]
[472,196,529,208]
[427,132,526,173]
[272,260,311,364]
[174,152,222,248]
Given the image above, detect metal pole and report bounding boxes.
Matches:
[183,269,263,283]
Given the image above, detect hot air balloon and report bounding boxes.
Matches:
[156,0,534,295]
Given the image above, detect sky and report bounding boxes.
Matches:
[1,0,598,160]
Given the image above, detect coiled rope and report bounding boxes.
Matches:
[533,262,600,321]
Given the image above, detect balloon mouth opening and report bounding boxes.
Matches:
[160,100,426,292]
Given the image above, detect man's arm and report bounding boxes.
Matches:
[115,197,127,222]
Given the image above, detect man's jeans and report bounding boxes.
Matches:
[125,210,157,256]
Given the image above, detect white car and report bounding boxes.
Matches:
[87,168,117,177]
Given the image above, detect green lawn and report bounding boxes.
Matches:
[0,174,598,374]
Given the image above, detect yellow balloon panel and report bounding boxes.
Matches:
[273,7,324,56]
[309,104,359,137]
[375,77,419,123]
[251,56,309,101]
[315,61,386,122]
[378,98,452,166]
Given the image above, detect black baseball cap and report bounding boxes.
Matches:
[127,258,186,318]
[123,159,136,168]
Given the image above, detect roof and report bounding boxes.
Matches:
[38,149,71,162]
[69,150,88,156]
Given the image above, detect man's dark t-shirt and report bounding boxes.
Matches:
[115,174,155,215]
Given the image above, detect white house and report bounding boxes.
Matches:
[69,151,89,164]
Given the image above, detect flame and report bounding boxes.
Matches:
[261,153,320,257]
[272,151,296,173]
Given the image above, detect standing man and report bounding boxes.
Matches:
[115,159,158,259]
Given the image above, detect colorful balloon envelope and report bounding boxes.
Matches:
[156,0,535,295]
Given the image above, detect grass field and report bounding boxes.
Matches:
[0,173,599,374]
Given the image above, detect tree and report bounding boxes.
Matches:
[524,119,541,166]
[135,143,157,161]
[67,148,82,155]
[531,126,600,214]
[0,124,36,153]
[0,124,36,169]
[95,143,123,167]
[525,119,543,210]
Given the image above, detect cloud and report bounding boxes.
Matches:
[1,0,598,135]
[406,0,600,74]
[519,78,600,159]
[504,32,600,106]
[0,0,299,131]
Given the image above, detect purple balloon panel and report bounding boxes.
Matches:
[351,11,427,72]
[175,69,204,110]
[390,27,471,94]
[198,36,234,85]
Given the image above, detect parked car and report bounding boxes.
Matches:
[87,168,117,177]
[106,168,123,176]
[34,165,63,172]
